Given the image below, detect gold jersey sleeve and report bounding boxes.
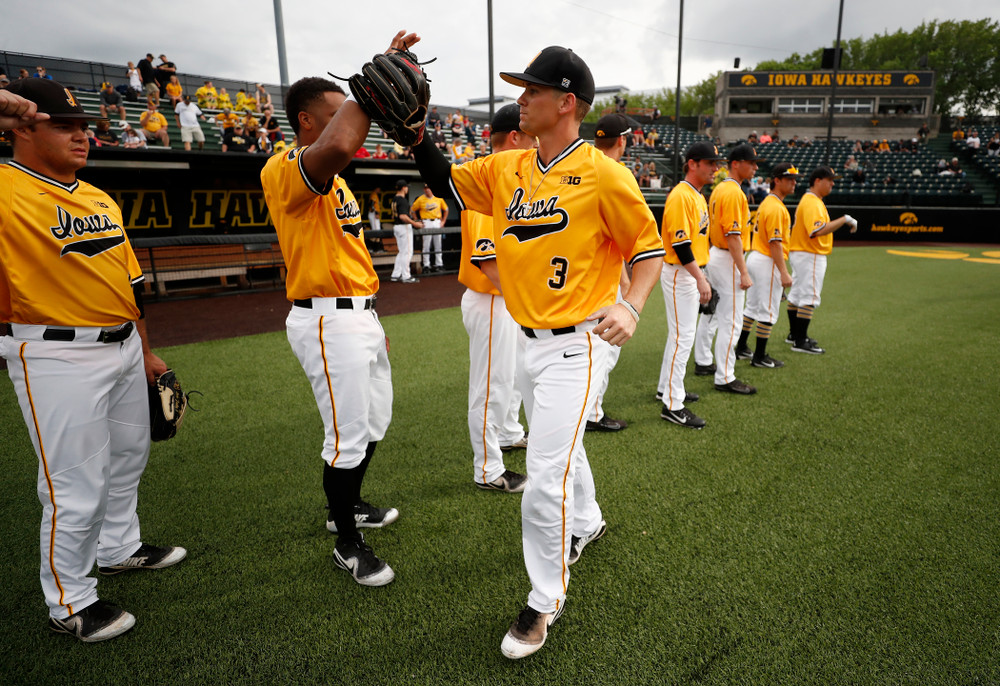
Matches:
[260,147,378,301]
[449,141,664,329]
[751,194,791,259]
[709,178,751,251]
[789,191,833,255]
[0,164,142,326]
[662,181,710,266]
[458,209,499,295]
[411,195,446,220]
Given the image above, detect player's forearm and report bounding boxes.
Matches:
[480,259,503,293]
[768,241,789,274]
[811,216,847,238]
[623,258,662,313]
[726,234,749,274]
[304,99,371,184]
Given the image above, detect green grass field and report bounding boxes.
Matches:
[2,246,999,684]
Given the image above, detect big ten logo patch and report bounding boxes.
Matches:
[189,190,271,229]
[106,191,172,230]
[560,176,582,186]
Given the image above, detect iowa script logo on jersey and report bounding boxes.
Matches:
[501,188,568,242]
[49,206,126,257]
[334,187,363,238]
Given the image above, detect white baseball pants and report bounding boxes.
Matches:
[421,218,443,269]
[705,246,744,386]
[745,251,784,323]
[589,287,624,423]
[657,263,700,410]
[788,251,827,308]
[2,326,148,620]
[286,299,392,469]
[391,224,414,280]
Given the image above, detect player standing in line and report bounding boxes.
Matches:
[460,104,533,493]
[411,182,449,273]
[259,31,419,587]
[410,46,665,658]
[367,186,382,235]
[657,142,723,429]
[0,79,185,643]
[786,166,856,354]
[702,143,758,395]
[390,179,421,283]
[736,163,798,368]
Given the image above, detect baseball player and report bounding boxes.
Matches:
[259,31,419,587]
[786,166,857,354]
[390,179,421,283]
[0,79,185,643]
[411,183,449,272]
[367,186,382,234]
[411,46,665,659]
[460,103,533,493]
[700,143,758,395]
[736,163,798,368]
[657,142,723,429]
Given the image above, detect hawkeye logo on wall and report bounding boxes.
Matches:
[189,191,272,229]
[900,212,919,225]
[870,212,943,235]
[903,74,920,85]
[741,74,757,86]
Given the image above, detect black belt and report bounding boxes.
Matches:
[293,297,376,311]
[42,322,134,344]
[521,325,578,339]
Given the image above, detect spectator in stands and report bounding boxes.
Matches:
[450,109,463,138]
[770,129,779,143]
[17,68,30,80]
[427,105,442,128]
[748,131,759,144]
[450,133,473,163]
[166,75,183,109]
[154,54,176,100]
[638,163,651,188]
[464,116,477,146]
[372,143,388,159]
[430,120,446,151]
[877,139,890,153]
[126,61,142,101]
[255,84,271,112]
[255,126,272,154]
[651,106,660,120]
[217,87,232,110]
[399,146,414,161]
[936,158,948,172]
[222,122,253,153]
[917,122,930,143]
[951,128,965,141]
[851,139,863,153]
[787,135,799,148]
[801,136,813,147]
[354,144,371,158]
[272,139,288,156]
[174,94,208,151]
[242,111,260,138]
[987,133,1000,157]
[99,82,127,121]
[120,122,147,149]
[34,66,52,80]
[759,131,772,144]
[966,130,981,150]
[196,81,218,110]
[631,127,643,148]
[0,75,9,88]
[139,54,158,105]
[92,119,119,147]
[884,172,897,186]
[748,175,768,204]
[945,157,964,177]
[244,89,258,114]
[215,107,239,132]
[235,88,250,113]
[844,154,859,175]
[140,100,170,147]
[262,106,284,142]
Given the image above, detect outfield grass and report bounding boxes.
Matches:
[1,246,999,685]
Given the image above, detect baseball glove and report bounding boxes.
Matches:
[348,50,430,147]
[699,286,720,315]
[148,369,198,442]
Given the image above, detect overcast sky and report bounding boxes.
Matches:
[2,0,990,108]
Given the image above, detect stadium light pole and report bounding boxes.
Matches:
[823,0,845,166]
[272,0,290,92]
[487,0,495,124]
[672,0,684,185]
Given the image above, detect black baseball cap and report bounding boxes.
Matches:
[771,163,801,179]
[685,141,726,163]
[491,103,522,134]
[500,46,595,105]
[4,78,101,120]
[594,113,631,139]
[395,179,409,189]
[809,165,840,184]
[729,143,763,163]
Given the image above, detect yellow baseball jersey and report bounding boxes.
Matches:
[0,163,142,326]
[459,210,499,296]
[260,147,377,301]
[449,140,664,328]
[662,180,710,266]
[751,193,791,259]
[141,111,167,132]
[709,178,751,251]
[411,194,447,220]
[790,191,833,255]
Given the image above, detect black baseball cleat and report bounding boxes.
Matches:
[568,520,607,565]
[791,339,825,355]
[48,599,135,643]
[751,355,785,368]
[501,603,565,659]
[98,543,187,575]
[661,406,706,429]
[784,333,794,344]
[476,469,528,493]
[585,415,627,432]
[694,363,716,376]
[333,536,394,587]
[735,345,753,360]
[685,392,699,403]
[715,379,757,395]
[327,501,400,533]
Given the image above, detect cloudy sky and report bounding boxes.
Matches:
[2,0,989,107]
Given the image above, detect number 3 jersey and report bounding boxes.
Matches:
[449,139,664,329]
[0,162,142,326]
